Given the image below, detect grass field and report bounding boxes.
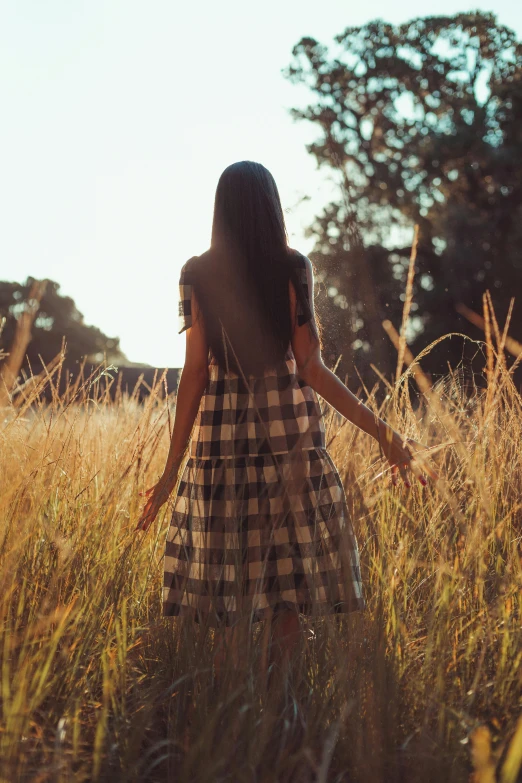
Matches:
[1,328,522,782]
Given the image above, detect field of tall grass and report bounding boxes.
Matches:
[1,316,522,782]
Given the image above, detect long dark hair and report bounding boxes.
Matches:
[190,161,317,376]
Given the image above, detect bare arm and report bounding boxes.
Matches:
[289,256,427,485]
[137,287,209,530]
[158,287,209,493]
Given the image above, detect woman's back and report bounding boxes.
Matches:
[179,250,326,459]
[180,242,315,374]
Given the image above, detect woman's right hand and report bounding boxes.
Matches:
[136,484,171,532]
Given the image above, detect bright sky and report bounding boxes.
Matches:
[2,1,521,368]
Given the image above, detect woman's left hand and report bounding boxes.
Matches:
[136,483,171,532]
[386,434,439,488]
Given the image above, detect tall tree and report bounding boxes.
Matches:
[285,13,522,383]
[0,278,126,379]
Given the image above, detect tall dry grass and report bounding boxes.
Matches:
[1,323,522,782]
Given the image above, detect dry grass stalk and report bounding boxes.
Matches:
[382,318,432,395]
[500,714,522,783]
[482,292,495,414]
[498,297,516,362]
[11,349,65,409]
[396,224,419,385]
[486,289,506,372]
[470,725,497,783]
[456,300,522,360]
[469,714,522,783]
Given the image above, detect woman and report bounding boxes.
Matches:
[136,161,435,674]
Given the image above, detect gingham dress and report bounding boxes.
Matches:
[163,251,365,626]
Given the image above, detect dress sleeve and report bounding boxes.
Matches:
[178,258,196,334]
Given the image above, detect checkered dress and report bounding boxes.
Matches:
[163,252,365,626]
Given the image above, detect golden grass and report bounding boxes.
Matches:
[1,329,522,782]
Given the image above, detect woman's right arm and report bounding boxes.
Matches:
[289,256,429,487]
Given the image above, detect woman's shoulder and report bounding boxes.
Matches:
[288,247,312,269]
[181,248,219,275]
[181,248,311,278]
[179,253,206,282]
[287,249,313,286]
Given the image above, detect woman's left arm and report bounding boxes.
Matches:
[136,289,209,530]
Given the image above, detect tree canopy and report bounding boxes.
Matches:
[285,12,522,384]
[0,277,126,376]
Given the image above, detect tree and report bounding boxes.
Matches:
[0,277,126,378]
[285,12,522,383]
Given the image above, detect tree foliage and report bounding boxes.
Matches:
[0,277,126,375]
[285,12,522,383]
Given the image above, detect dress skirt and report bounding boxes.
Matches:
[163,446,365,627]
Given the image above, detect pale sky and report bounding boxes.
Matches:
[2,1,521,368]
